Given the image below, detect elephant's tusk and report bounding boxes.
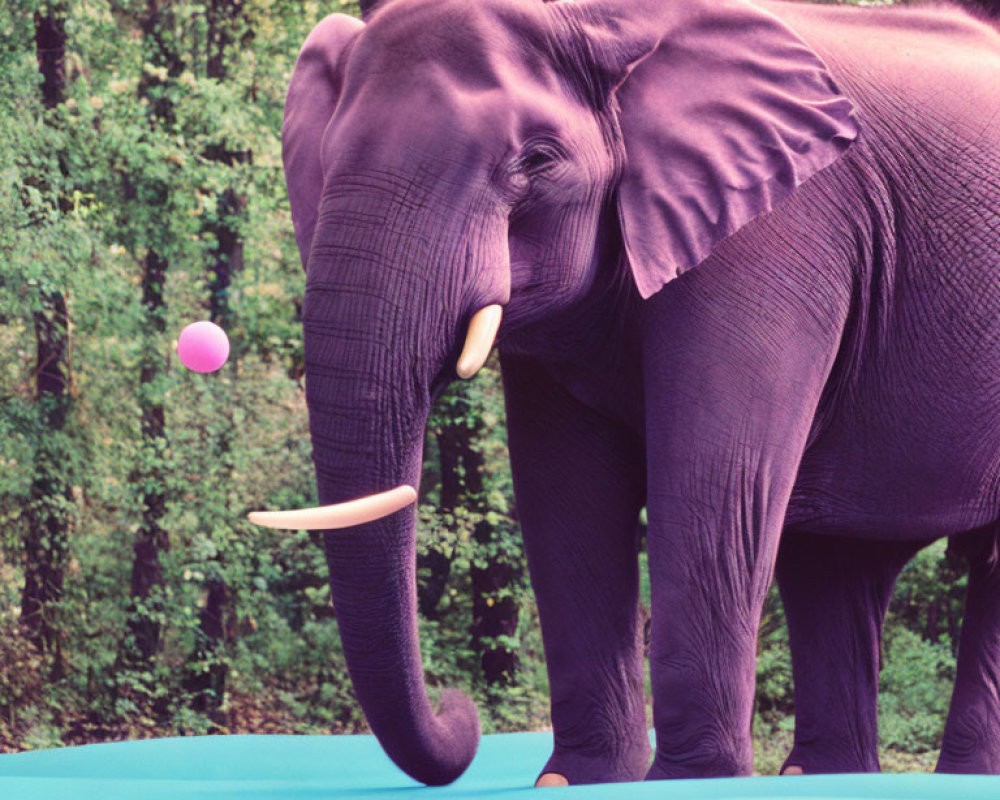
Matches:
[456,305,502,379]
[247,485,417,530]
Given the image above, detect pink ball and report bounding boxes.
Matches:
[177,321,230,373]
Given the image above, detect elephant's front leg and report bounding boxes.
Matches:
[502,354,650,786]
[641,261,844,779]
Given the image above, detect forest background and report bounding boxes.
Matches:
[0,0,992,774]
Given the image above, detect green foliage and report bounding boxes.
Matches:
[1,0,351,744]
[889,539,967,651]
[418,361,548,730]
[875,542,964,756]
[878,626,956,753]
[755,586,794,716]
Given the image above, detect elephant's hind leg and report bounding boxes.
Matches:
[938,530,1000,774]
[776,531,927,774]
[502,354,651,786]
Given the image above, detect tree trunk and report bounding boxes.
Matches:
[182,3,254,716]
[119,0,184,688]
[21,5,73,671]
[22,292,72,661]
[183,163,248,722]
[207,184,246,323]
[417,426,461,620]
[124,248,170,667]
[423,384,518,685]
[183,578,229,719]
[464,427,518,687]
[205,0,252,82]
[34,8,66,109]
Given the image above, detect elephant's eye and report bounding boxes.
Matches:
[520,150,555,173]
[516,139,565,176]
[499,138,567,205]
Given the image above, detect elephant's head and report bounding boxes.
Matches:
[250,0,856,786]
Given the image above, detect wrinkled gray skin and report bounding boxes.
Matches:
[279,0,1000,786]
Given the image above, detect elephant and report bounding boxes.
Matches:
[248,0,1000,787]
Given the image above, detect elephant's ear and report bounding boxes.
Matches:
[579,0,859,299]
[283,14,363,269]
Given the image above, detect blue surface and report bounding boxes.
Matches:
[2,732,999,799]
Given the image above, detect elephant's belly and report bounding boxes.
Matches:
[785,338,1000,541]
[785,456,1000,542]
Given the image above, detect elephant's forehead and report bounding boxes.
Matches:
[355,0,548,82]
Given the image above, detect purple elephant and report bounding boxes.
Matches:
[249,0,1000,787]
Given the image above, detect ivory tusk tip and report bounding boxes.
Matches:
[457,304,503,379]
[394,485,418,505]
[456,361,478,380]
[246,509,294,529]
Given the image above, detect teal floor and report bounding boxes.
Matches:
[2,731,999,799]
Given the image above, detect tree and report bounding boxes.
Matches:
[21,1,74,670]
[120,0,181,681]
[182,0,256,719]
[423,376,520,688]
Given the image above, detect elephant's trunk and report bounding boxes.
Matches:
[304,343,480,785]
[318,472,480,786]
[283,192,480,784]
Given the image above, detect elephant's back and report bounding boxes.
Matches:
[761,0,1000,153]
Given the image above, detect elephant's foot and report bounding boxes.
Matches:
[936,755,1000,775]
[937,708,1000,773]
[537,739,650,786]
[937,726,1000,774]
[779,742,879,775]
[645,748,752,780]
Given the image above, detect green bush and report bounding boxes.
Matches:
[879,625,956,753]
